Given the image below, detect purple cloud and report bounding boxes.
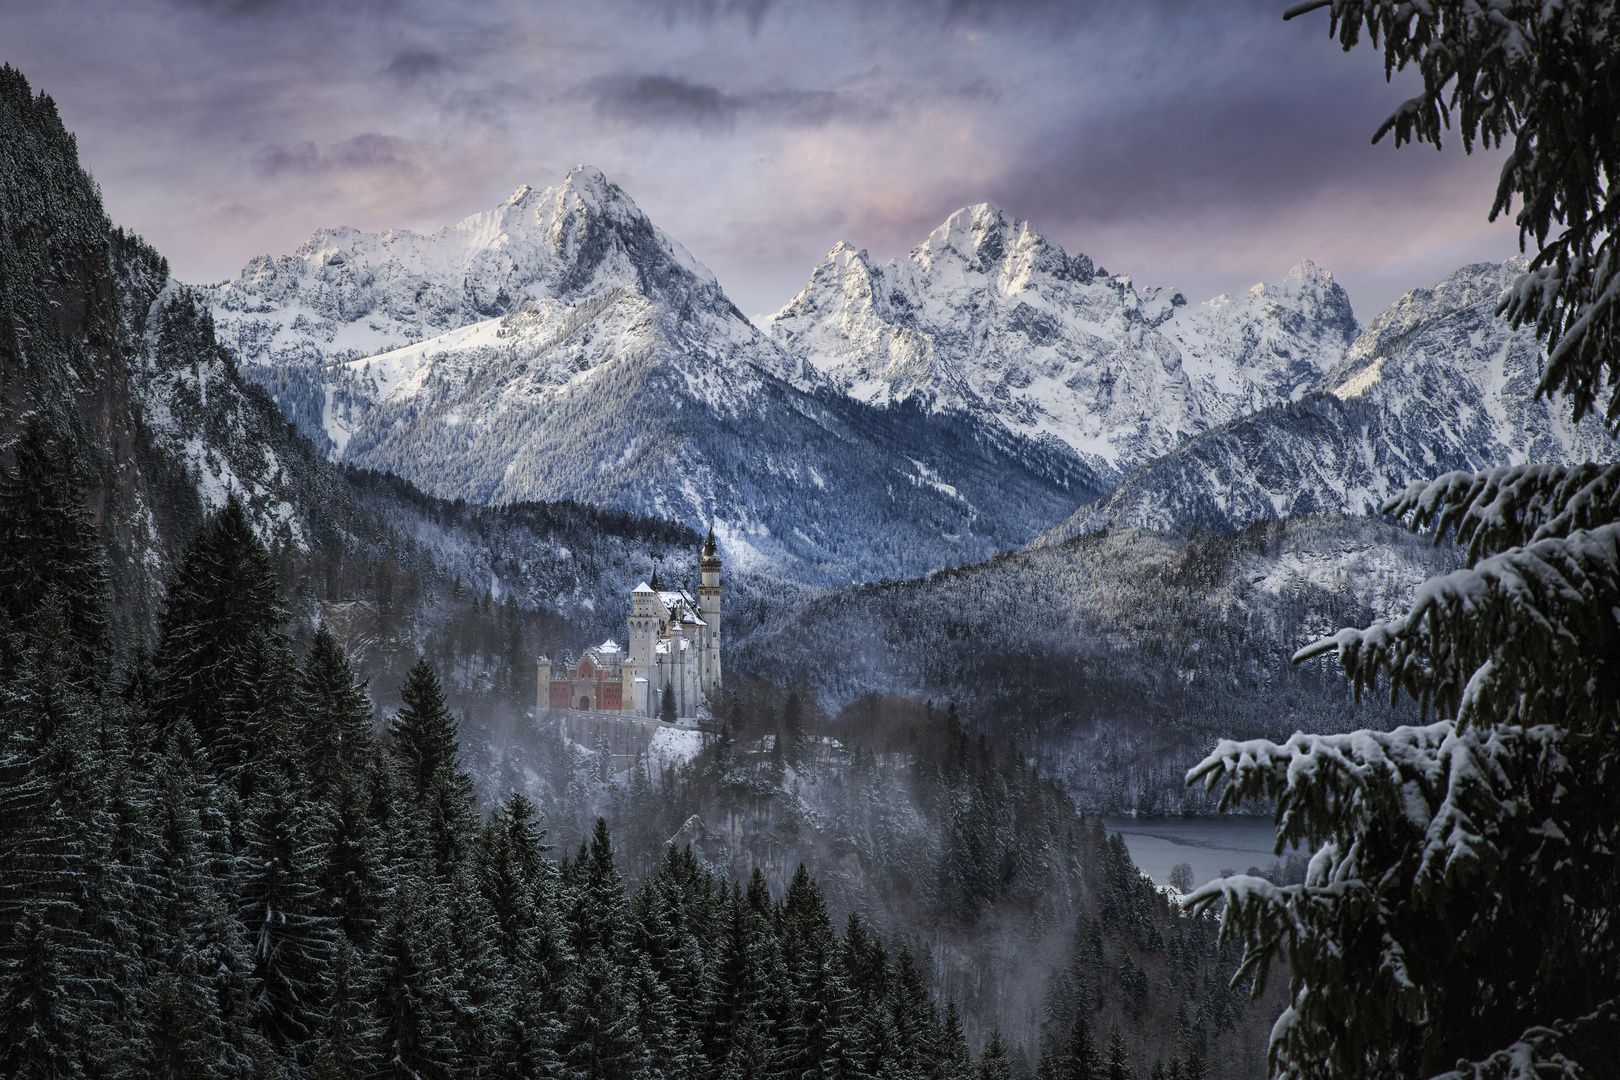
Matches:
[1,0,1523,322]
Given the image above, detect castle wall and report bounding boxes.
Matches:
[557,712,691,774]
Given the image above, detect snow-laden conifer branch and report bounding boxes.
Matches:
[1383,463,1620,566]
[1431,995,1620,1080]
[1185,721,1590,1079]
[1300,0,1620,425]
[1291,522,1620,730]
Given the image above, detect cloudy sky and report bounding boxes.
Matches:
[5,0,1523,322]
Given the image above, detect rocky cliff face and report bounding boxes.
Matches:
[1038,260,1619,542]
[201,170,1105,584]
[769,205,1360,481]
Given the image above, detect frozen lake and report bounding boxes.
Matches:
[1102,815,1306,890]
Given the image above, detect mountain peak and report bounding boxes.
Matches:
[911,202,1074,284]
[1287,258,1329,282]
[559,164,617,207]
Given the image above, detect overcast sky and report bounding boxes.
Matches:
[4,0,1524,323]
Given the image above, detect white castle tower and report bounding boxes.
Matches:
[601,529,722,721]
[698,525,722,695]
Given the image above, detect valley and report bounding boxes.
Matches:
[3,53,1614,1080]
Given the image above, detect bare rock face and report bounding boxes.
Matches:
[1037,260,1619,543]
[200,170,1105,584]
[769,204,1360,483]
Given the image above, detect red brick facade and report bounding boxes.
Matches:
[549,654,623,712]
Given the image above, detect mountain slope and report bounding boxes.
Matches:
[728,513,1455,814]
[201,170,1106,583]
[769,206,1360,480]
[1038,259,1619,542]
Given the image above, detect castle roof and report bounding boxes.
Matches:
[632,582,655,594]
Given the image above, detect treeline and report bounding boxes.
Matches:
[344,468,700,551]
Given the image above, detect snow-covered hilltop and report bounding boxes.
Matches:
[769,205,1359,482]
[200,168,1102,583]
[1038,259,1620,542]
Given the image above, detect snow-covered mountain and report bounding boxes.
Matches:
[202,168,1104,583]
[768,205,1360,482]
[1038,259,1620,542]
[207,167,774,369]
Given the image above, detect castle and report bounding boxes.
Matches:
[537,528,722,724]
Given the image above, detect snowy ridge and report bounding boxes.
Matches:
[769,205,1359,480]
[206,167,727,367]
[1037,260,1620,543]
[196,168,1104,584]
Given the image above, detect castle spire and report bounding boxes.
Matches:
[702,523,717,559]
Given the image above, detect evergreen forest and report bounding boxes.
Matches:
[0,438,1263,1078]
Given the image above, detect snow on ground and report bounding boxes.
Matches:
[648,726,705,771]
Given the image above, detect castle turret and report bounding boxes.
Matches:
[628,582,661,674]
[536,656,552,716]
[620,658,638,716]
[698,525,722,696]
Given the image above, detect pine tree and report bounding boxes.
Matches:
[493,803,569,1080]
[389,658,474,879]
[308,938,377,1080]
[660,681,677,725]
[890,946,940,1080]
[707,879,772,1078]
[628,953,682,1080]
[389,658,460,803]
[1177,10,1620,1076]
[940,1001,973,1080]
[218,626,300,795]
[296,623,375,798]
[0,419,111,684]
[500,595,525,698]
[557,818,643,1079]
[977,1028,1012,1080]
[476,794,545,965]
[631,846,706,1079]
[0,595,98,944]
[777,865,847,1080]
[440,864,502,1078]
[1103,1028,1130,1080]
[151,496,288,772]
[1060,1009,1097,1080]
[144,742,264,1078]
[135,977,212,1080]
[371,889,456,1080]
[1286,0,1620,426]
[239,774,337,1050]
[0,909,85,1079]
[318,771,389,951]
[560,948,643,1080]
[840,912,897,1080]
